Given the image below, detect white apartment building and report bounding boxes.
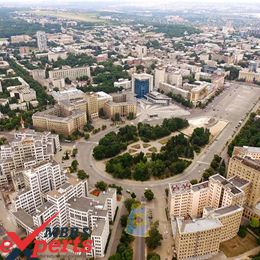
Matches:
[0,130,60,185]
[13,160,65,214]
[49,66,91,81]
[36,31,48,51]
[12,175,116,258]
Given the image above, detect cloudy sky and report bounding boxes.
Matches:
[1,0,260,9]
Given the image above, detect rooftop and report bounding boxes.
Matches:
[177,217,223,234]
[169,181,191,195]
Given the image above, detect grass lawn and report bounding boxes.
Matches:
[220,233,258,257]
[31,10,108,23]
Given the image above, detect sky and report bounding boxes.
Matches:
[1,0,260,9]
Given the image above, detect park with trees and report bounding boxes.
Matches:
[93,118,189,160]
[105,126,211,181]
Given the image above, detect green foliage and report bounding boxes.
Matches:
[145,221,163,249]
[93,125,138,160]
[146,40,161,49]
[238,226,247,238]
[108,184,123,195]
[124,198,140,213]
[190,179,198,185]
[147,253,161,260]
[71,160,79,172]
[225,66,240,80]
[228,113,260,156]
[0,8,61,38]
[167,93,193,108]
[95,181,108,191]
[106,132,194,180]
[77,169,89,180]
[202,154,225,181]
[120,215,128,228]
[137,117,189,142]
[53,53,95,68]
[153,24,201,37]
[190,127,210,147]
[144,189,154,201]
[250,217,260,228]
[0,137,7,145]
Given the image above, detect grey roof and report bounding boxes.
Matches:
[228,176,250,188]
[91,219,106,236]
[210,205,242,217]
[12,209,35,229]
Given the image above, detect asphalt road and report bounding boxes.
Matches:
[74,83,260,259]
[134,237,145,260]
[76,83,260,196]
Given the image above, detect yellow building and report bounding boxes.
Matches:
[227,155,260,208]
[175,217,223,260]
[32,104,86,136]
[103,92,137,119]
[238,70,260,83]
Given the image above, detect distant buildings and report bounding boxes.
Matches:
[132,73,153,98]
[114,78,132,90]
[238,69,260,83]
[36,31,48,51]
[10,35,31,44]
[49,66,91,81]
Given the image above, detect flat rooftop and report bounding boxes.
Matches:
[228,175,249,188]
[192,181,209,192]
[177,217,223,234]
[169,181,191,194]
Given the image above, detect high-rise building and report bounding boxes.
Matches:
[0,130,60,185]
[131,73,153,98]
[36,31,48,51]
[11,168,117,258]
[227,154,260,208]
[169,174,245,260]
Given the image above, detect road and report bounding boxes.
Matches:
[75,83,260,259]
[76,83,260,197]
[134,237,145,260]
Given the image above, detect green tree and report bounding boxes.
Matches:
[133,161,150,181]
[120,215,128,228]
[145,221,163,249]
[190,179,198,185]
[95,181,108,191]
[71,160,79,172]
[77,169,89,180]
[144,189,154,201]
[147,253,161,260]
[238,226,247,238]
[250,217,260,228]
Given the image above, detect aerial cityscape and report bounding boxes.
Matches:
[0,0,259,259]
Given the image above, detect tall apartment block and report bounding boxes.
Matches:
[0,130,60,187]
[227,146,260,220]
[169,173,245,260]
[11,164,117,258]
[36,31,48,51]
